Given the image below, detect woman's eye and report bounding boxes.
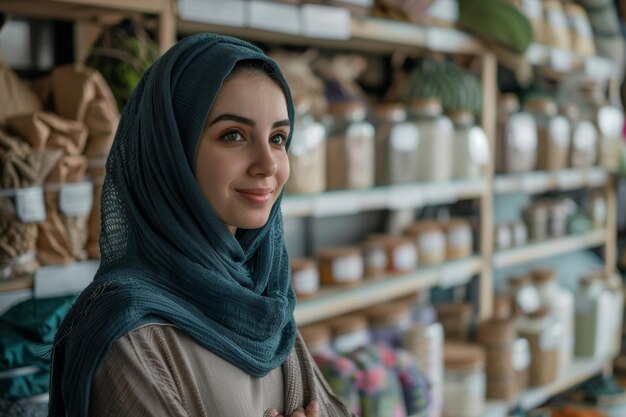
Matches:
[270,133,288,146]
[222,131,244,142]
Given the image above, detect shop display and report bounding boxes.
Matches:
[443,218,473,259]
[318,246,364,286]
[523,198,570,241]
[449,110,490,179]
[364,234,417,274]
[443,342,486,417]
[404,221,446,266]
[290,258,320,298]
[496,94,537,174]
[524,97,571,171]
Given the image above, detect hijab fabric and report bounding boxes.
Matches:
[48,33,297,417]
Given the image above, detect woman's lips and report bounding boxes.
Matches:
[236,188,273,204]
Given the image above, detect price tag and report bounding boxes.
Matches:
[15,187,46,223]
[312,192,360,217]
[550,48,573,72]
[59,182,94,217]
[556,170,584,190]
[439,260,474,288]
[388,185,424,209]
[520,172,549,193]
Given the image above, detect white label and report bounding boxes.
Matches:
[550,48,574,72]
[548,116,570,146]
[496,225,512,249]
[522,0,542,19]
[331,255,363,282]
[334,329,370,354]
[598,107,624,139]
[512,338,531,371]
[15,187,46,223]
[512,223,528,246]
[548,9,568,29]
[390,123,419,152]
[292,268,319,295]
[517,286,541,314]
[59,182,93,217]
[573,121,598,153]
[449,227,472,248]
[468,127,490,165]
[365,248,387,270]
[393,244,417,271]
[540,323,562,351]
[572,15,593,39]
[419,233,446,256]
[508,113,538,152]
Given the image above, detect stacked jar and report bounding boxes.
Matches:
[560,104,598,169]
[317,246,364,287]
[404,221,446,266]
[443,342,486,417]
[372,103,420,185]
[408,98,454,182]
[476,317,518,401]
[286,101,327,194]
[496,93,538,174]
[364,234,418,275]
[518,308,561,387]
[524,97,571,171]
[325,102,375,190]
[448,110,490,179]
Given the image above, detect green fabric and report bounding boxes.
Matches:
[0,296,75,344]
[0,370,49,401]
[48,33,297,417]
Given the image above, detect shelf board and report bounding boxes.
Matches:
[282,178,487,217]
[295,256,482,325]
[178,16,483,55]
[0,0,165,19]
[525,43,618,80]
[495,168,608,195]
[493,229,607,268]
[0,276,34,293]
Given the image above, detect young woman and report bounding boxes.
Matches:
[48,33,352,417]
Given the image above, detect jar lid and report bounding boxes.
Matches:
[317,246,362,259]
[508,274,532,288]
[524,97,558,116]
[327,101,367,119]
[408,97,442,115]
[526,307,550,319]
[291,258,316,272]
[447,110,475,126]
[436,302,473,318]
[366,234,414,247]
[531,268,557,284]
[328,314,369,336]
[444,342,486,369]
[443,218,472,231]
[365,301,412,327]
[362,238,387,251]
[499,93,520,113]
[299,324,332,348]
[405,221,443,236]
[493,295,513,319]
[476,318,515,344]
[373,103,406,122]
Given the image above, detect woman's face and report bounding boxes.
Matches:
[195,72,290,234]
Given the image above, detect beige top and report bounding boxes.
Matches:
[90,323,349,417]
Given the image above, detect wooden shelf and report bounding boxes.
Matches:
[493,229,607,268]
[282,178,487,217]
[294,256,482,325]
[0,0,166,19]
[495,168,609,195]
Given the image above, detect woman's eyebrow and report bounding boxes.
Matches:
[272,119,290,129]
[208,114,290,130]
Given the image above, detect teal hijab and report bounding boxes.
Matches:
[48,33,297,417]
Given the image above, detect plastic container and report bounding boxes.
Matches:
[443,218,473,260]
[524,98,571,171]
[496,94,537,174]
[436,303,474,341]
[518,308,561,387]
[325,102,375,190]
[449,110,490,179]
[405,221,446,266]
[443,342,486,417]
[373,103,419,185]
[318,246,364,286]
[366,301,413,346]
[409,98,454,182]
[290,258,320,298]
[365,234,418,274]
[328,314,371,355]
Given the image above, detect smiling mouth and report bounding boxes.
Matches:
[236,188,274,204]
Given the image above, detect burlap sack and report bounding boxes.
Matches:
[6,111,88,155]
[0,54,42,125]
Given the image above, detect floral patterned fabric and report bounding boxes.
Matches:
[312,352,361,415]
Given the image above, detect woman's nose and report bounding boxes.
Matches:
[249,139,278,177]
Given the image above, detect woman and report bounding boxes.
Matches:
[47,33,352,417]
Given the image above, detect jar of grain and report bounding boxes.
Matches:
[373,103,420,185]
[290,258,320,298]
[365,234,418,274]
[449,110,490,179]
[518,308,561,387]
[366,301,413,346]
[325,102,375,190]
[443,218,473,260]
[328,314,371,354]
[405,221,446,266]
[443,342,486,417]
[409,98,454,182]
[524,98,571,171]
[436,302,474,341]
[362,238,388,279]
[317,246,363,286]
[496,94,537,174]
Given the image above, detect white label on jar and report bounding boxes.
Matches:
[390,123,419,152]
[393,244,417,271]
[592,198,607,224]
[516,286,541,313]
[419,233,446,256]
[548,9,568,29]
[365,248,387,270]
[59,182,93,217]
[435,116,454,137]
[15,186,46,223]
[334,329,370,354]
[548,116,571,146]
[512,338,531,371]
[449,227,472,248]
[598,107,624,139]
[347,121,375,142]
[468,126,490,165]
[292,268,319,295]
[572,15,593,39]
[496,225,512,249]
[508,113,538,152]
[550,49,574,72]
[540,323,563,351]
[332,255,363,282]
[573,121,598,152]
[522,0,542,19]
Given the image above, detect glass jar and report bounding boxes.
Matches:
[512,338,531,391]
[588,191,607,229]
[443,218,473,260]
[575,274,614,358]
[436,302,474,341]
[594,104,625,171]
[325,102,375,190]
[523,201,549,241]
[542,0,571,50]
[524,98,571,171]
[518,308,561,387]
[409,98,454,182]
[565,3,595,56]
[449,110,490,179]
[329,314,371,355]
[508,274,541,316]
[404,221,446,266]
[365,234,418,274]
[495,223,513,250]
[286,103,327,194]
[317,246,364,286]
[362,238,388,279]
[443,342,486,417]
[547,199,569,238]
[511,220,529,246]
[531,268,559,309]
[373,103,419,185]
[290,258,320,298]
[560,104,598,169]
[496,94,537,174]
[366,301,414,346]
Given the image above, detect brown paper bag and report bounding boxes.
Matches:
[0,54,42,124]
[7,111,88,155]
